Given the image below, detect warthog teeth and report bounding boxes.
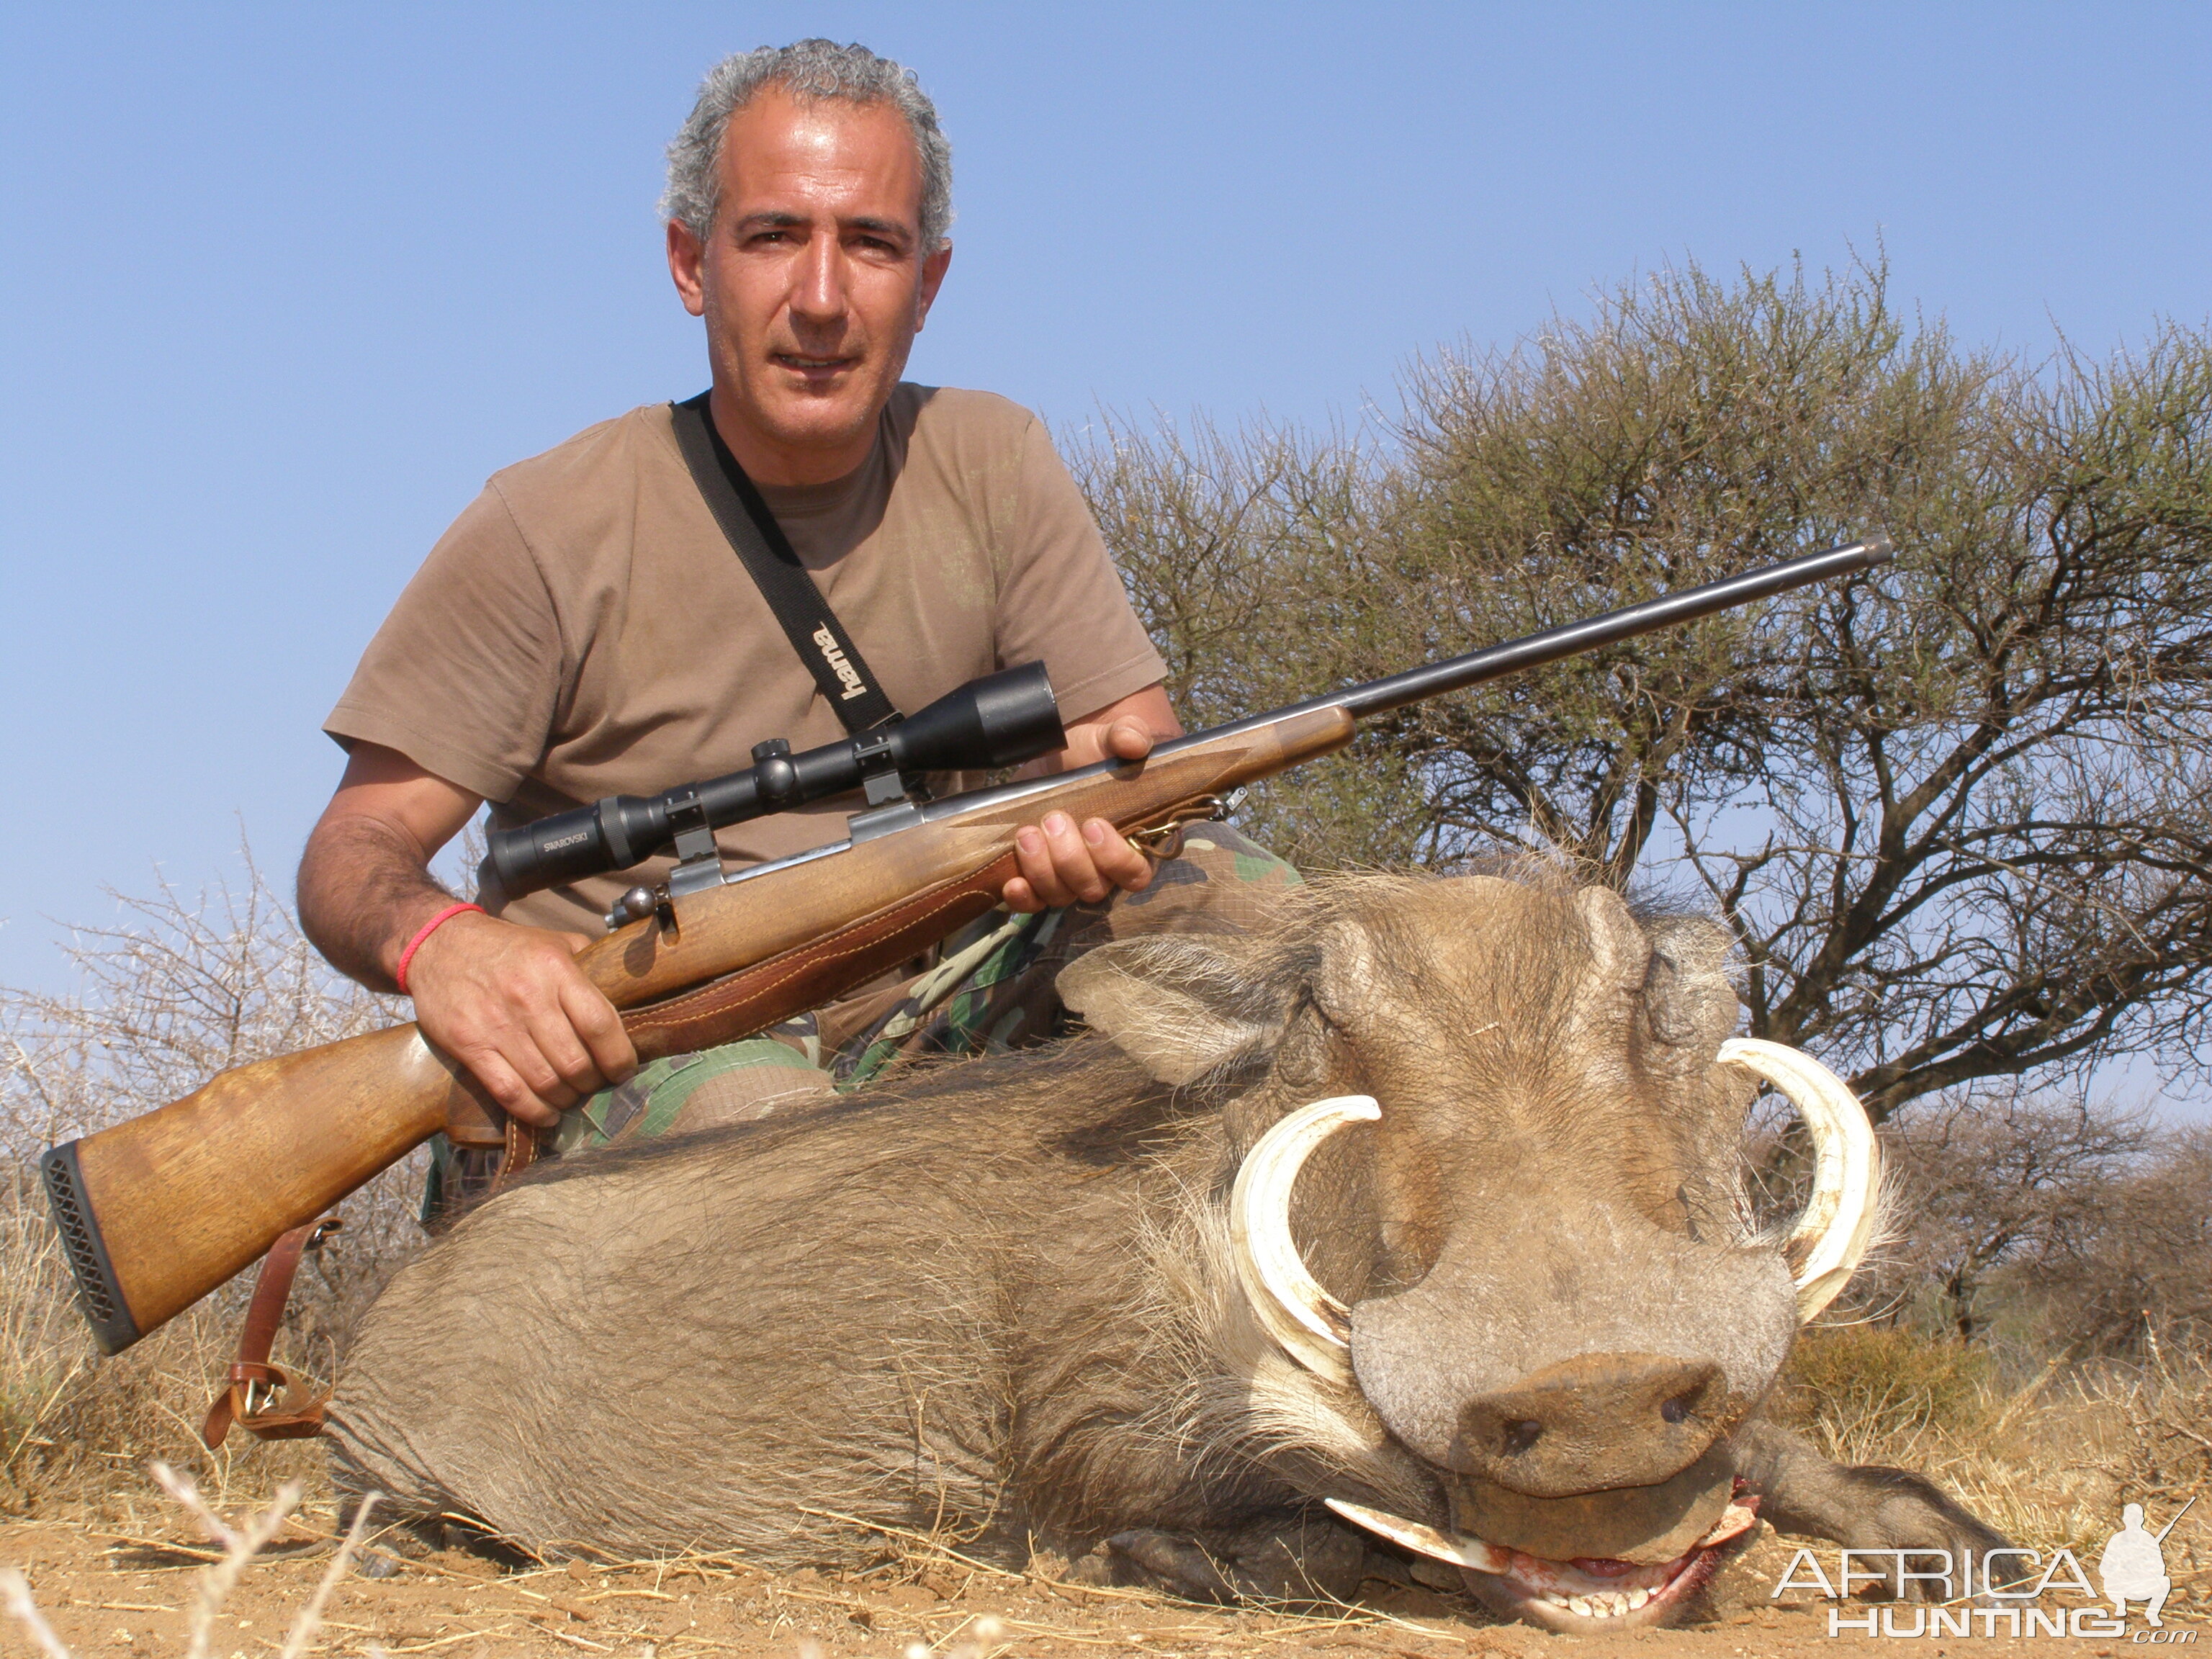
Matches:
[1697,1501,1761,1547]
[1542,1590,1636,1619]
[1714,1038,1881,1323]
[1334,1495,1761,1619]
[1231,1096,1381,1384]
[1322,1498,1509,1574]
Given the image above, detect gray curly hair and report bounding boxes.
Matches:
[660,40,953,253]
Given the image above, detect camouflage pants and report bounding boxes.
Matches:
[423,823,1301,1223]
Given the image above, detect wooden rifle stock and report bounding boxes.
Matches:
[43,534,1893,1352]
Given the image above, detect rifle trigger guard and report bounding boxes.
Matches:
[1128,794,1236,863]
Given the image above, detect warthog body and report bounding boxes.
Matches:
[330,871,2005,1632]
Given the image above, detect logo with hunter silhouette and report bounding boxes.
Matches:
[2100,1496,2194,1629]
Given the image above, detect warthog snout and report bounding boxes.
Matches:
[1457,1352,1725,1496]
[1348,1215,1799,1498]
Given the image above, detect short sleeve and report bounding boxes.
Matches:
[323,484,565,803]
[992,418,1168,720]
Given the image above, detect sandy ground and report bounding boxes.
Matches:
[2,1510,2180,1659]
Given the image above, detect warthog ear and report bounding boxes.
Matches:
[1573,886,1649,985]
[1056,935,1285,1084]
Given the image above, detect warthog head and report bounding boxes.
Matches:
[1059,871,1877,1632]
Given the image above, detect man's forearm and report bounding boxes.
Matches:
[297,748,634,1119]
[297,814,464,992]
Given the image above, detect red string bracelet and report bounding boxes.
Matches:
[394,902,485,997]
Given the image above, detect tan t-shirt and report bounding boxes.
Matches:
[325,386,1167,935]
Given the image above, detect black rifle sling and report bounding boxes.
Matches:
[669,392,900,734]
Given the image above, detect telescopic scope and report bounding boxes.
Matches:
[487,662,1064,901]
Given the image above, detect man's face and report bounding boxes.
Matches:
[668,88,951,483]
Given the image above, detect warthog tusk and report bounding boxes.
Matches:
[1717,1038,1881,1322]
[1324,1498,1511,1574]
[1229,1094,1380,1385]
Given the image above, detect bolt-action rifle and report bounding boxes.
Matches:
[43,536,1892,1354]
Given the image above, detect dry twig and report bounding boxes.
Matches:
[150,1458,305,1659]
[279,1490,380,1659]
[0,1566,75,1659]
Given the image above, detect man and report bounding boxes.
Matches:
[301,42,1295,1158]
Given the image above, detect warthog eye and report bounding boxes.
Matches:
[1660,1395,1691,1425]
[1503,1418,1543,1455]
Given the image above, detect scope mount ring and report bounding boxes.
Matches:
[849,727,914,809]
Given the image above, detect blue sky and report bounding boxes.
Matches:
[4,4,2209,1061]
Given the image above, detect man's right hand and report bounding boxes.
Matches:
[297,741,639,1125]
[401,909,638,1128]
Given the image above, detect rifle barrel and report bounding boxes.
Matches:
[2154,1493,2198,1542]
[858,534,1897,848]
[1329,534,1893,721]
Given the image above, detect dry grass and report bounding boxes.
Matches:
[1779,1322,2212,1613]
[1781,1325,2000,1461]
[0,1473,1458,1659]
[1,1466,377,1659]
[0,850,430,1516]
[0,1166,342,1514]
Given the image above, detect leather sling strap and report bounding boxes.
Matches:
[201,1216,342,1447]
[668,392,900,735]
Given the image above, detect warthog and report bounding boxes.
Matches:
[329,871,2006,1633]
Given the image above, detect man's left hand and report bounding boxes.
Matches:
[1003,693,1178,912]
